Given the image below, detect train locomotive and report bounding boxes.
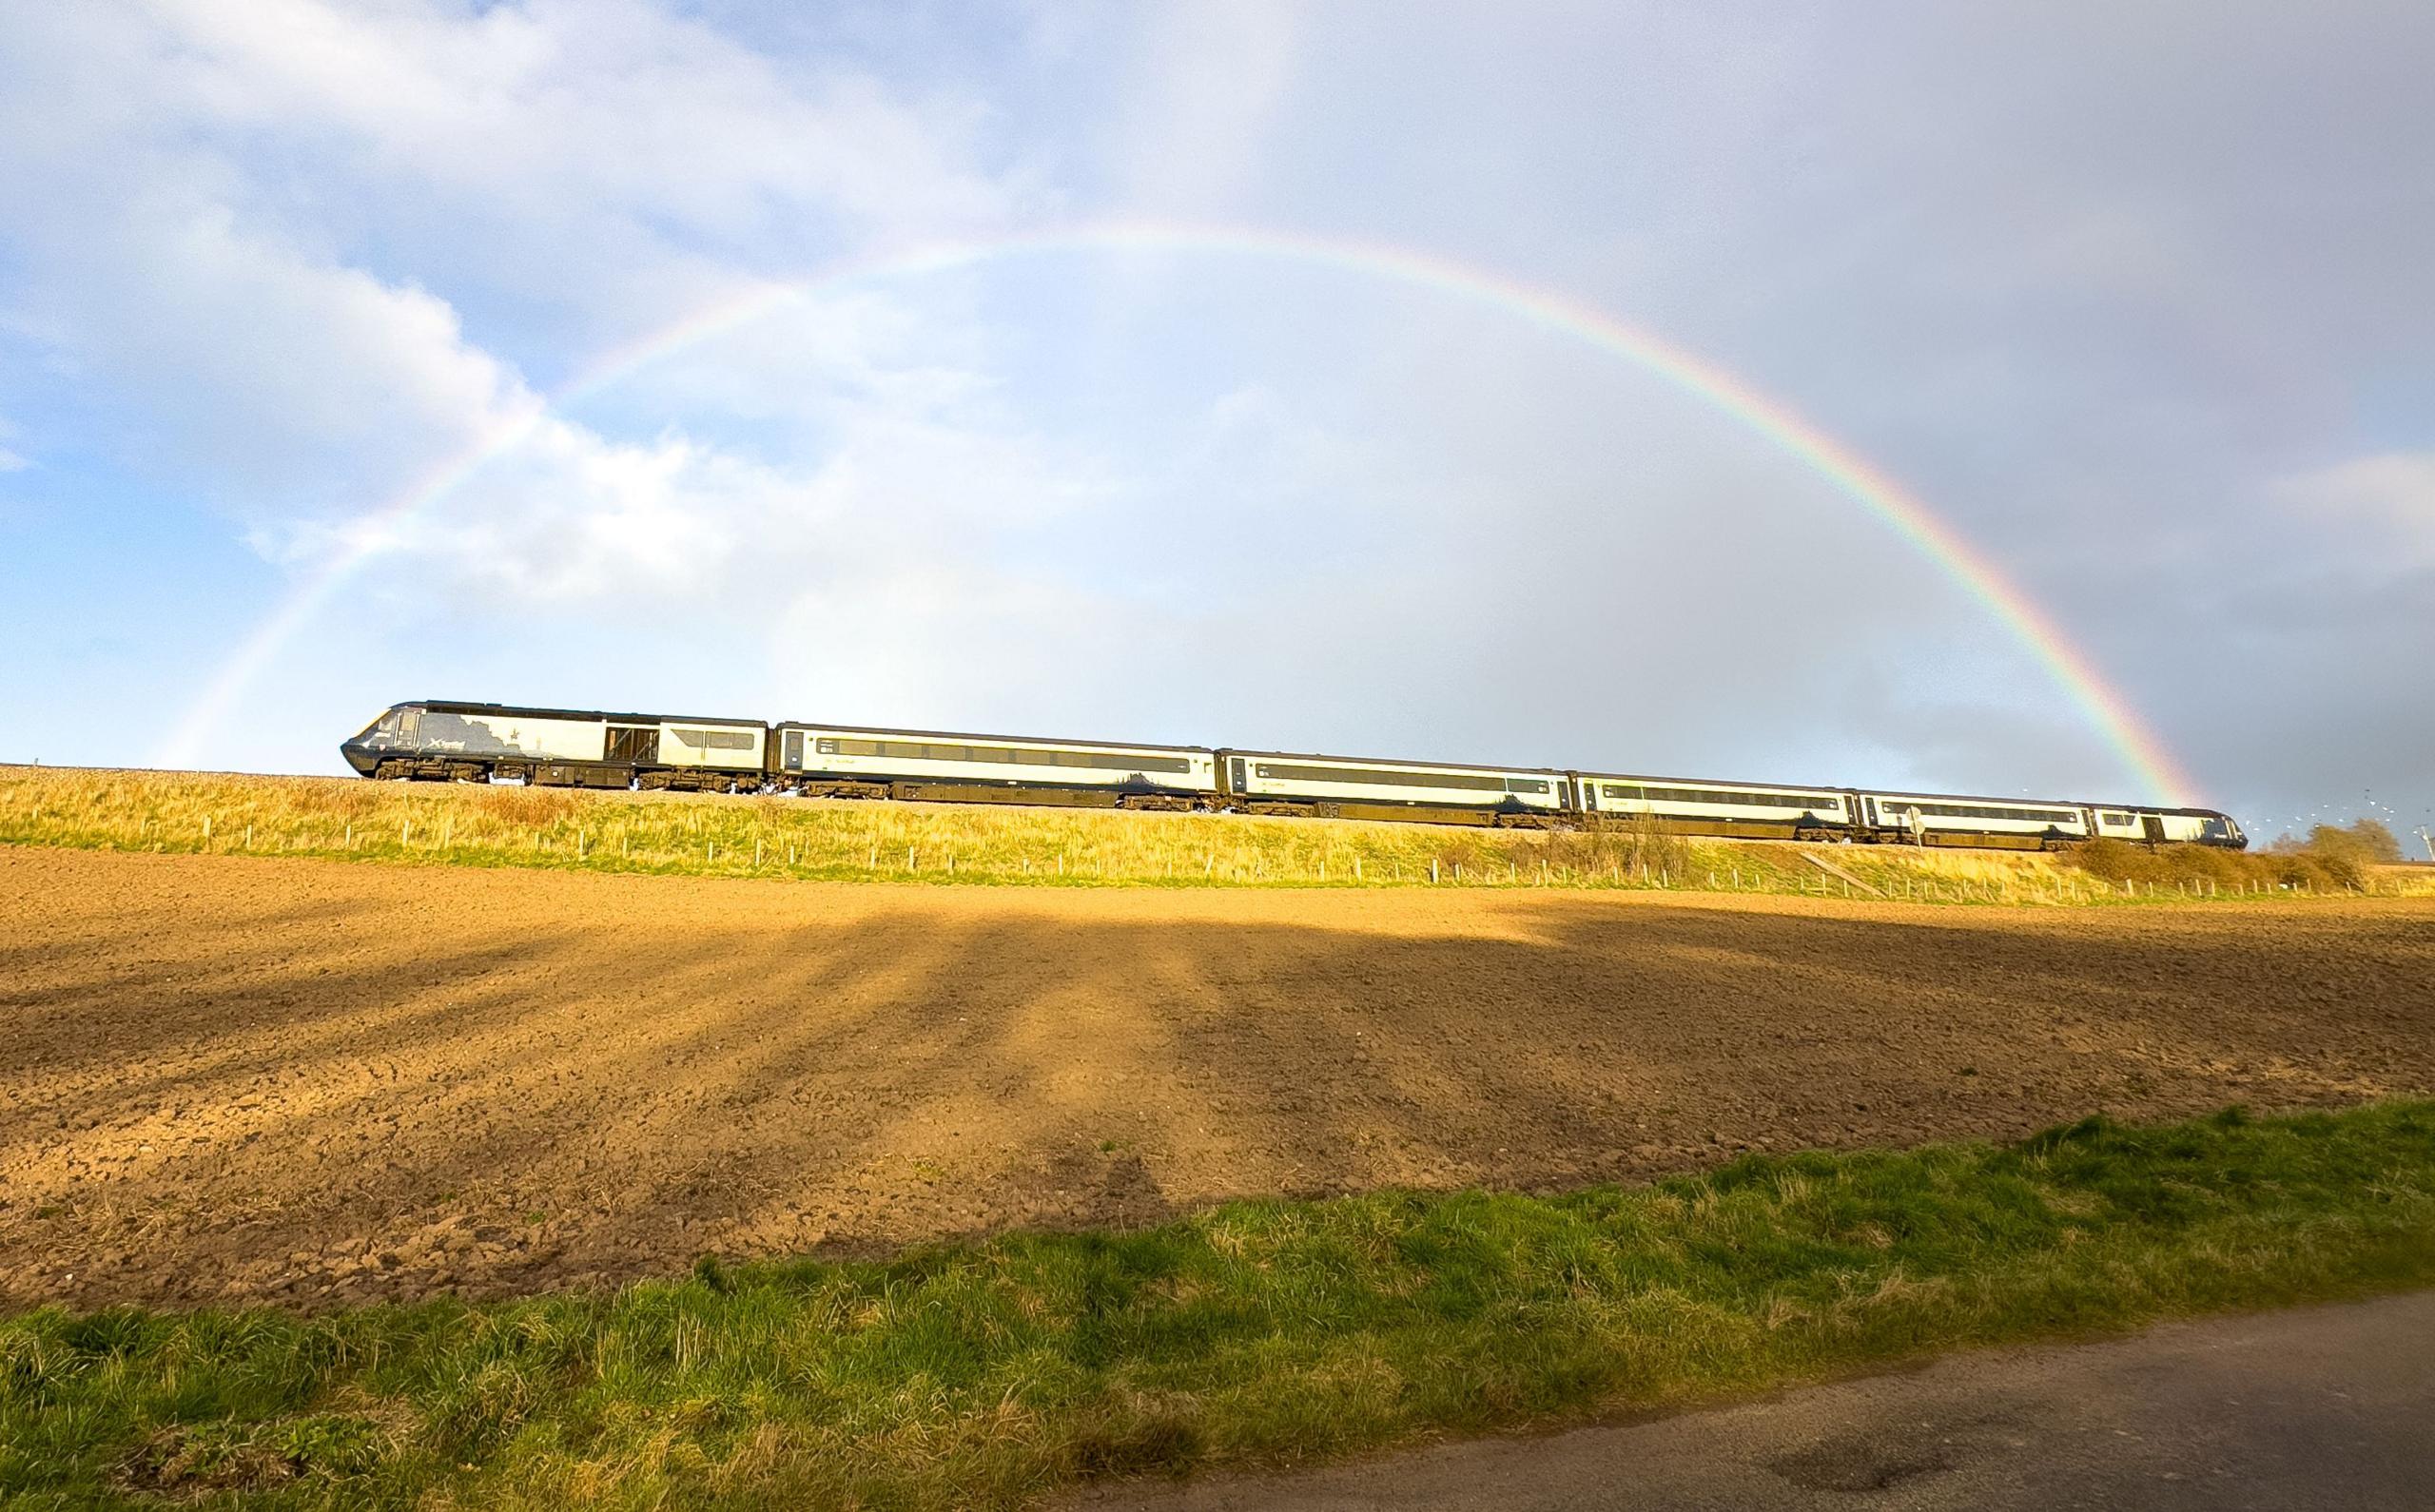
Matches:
[341,700,2246,851]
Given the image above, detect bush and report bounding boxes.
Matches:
[1543,809,1693,882]
[2064,818,2390,893]
[2275,820,2403,867]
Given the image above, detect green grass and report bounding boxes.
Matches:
[6,1102,2433,1509]
[10,766,2417,904]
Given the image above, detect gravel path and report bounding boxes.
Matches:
[1088,1289,2435,1511]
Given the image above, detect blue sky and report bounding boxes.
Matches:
[2,1,2429,843]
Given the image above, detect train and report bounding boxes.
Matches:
[340,700,2247,851]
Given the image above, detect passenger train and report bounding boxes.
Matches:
[341,700,2246,850]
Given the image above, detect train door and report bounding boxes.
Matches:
[606,725,659,766]
[2141,813,2167,845]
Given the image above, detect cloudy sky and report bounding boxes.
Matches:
[2,1,2428,843]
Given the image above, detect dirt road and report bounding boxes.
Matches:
[3,847,2429,1309]
[1090,1289,2435,1511]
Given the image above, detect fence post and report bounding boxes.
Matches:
[1432,858,1440,883]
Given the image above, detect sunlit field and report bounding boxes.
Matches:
[6,766,2422,904]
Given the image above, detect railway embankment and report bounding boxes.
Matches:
[6,765,2423,903]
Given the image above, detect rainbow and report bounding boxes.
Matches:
[157,222,2197,804]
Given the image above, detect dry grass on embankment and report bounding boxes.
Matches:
[5,765,2425,904]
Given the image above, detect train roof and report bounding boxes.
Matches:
[408,700,767,728]
[1859,788,2233,821]
[1855,787,2090,809]
[774,720,1213,755]
[1219,746,1567,776]
[1575,770,1847,793]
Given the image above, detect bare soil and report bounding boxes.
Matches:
[3,847,2430,1311]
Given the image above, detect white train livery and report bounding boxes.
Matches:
[341,700,2245,851]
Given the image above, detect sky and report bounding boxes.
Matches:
[1,0,2429,846]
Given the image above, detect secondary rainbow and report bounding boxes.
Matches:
[158,222,2197,804]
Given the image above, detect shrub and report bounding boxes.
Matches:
[2064,818,2391,893]
[1543,809,1693,882]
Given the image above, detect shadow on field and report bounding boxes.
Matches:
[2,849,2430,1310]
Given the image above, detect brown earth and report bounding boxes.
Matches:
[3,846,2431,1312]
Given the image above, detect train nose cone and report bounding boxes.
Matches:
[341,742,380,777]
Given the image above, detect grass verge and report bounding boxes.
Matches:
[11,766,2426,903]
[5,1102,2433,1509]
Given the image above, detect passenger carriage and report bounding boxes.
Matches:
[1217,749,1570,826]
[771,723,1218,810]
[1576,773,1854,840]
[1857,790,2091,850]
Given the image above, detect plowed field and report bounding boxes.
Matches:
[4,847,2429,1310]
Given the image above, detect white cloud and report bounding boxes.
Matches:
[138,0,1022,243]
[2275,452,2435,566]
[26,196,537,502]
[0,0,1033,512]
[1112,1,1303,216]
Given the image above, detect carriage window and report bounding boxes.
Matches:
[1253,762,1510,792]
[670,727,753,750]
[1912,803,2075,824]
[1600,782,1834,809]
[811,735,1191,774]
